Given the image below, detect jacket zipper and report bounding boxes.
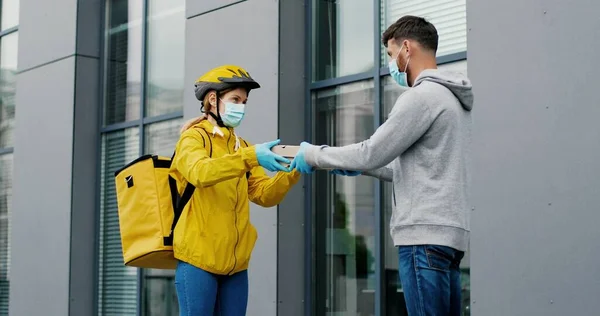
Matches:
[226,129,240,275]
[229,181,241,275]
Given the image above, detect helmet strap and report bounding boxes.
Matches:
[208,111,224,127]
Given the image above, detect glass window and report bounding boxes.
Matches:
[104,0,143,125]
[145,0,185,117]
[98,128,140,315]
[312,81,376,316]
[380,75,408,315]
[312,0,374,81]
[381,0,467,63]
[142,118,183,316]
[1,0,19,30]
[143,272,178,316]
[0,33,18,148]
[144,119,183,156]
[0,154,12,315]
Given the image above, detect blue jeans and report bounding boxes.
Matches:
[398,245,465,316]
[175,261,248,316]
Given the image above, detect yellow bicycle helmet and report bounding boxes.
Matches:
[194,64,260,103]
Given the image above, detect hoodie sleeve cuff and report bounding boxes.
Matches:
[304,144,327,168]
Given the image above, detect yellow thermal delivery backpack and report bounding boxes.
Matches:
[113,132,211,269]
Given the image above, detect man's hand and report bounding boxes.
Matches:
[289,142,314,174]
[330,169,361,176]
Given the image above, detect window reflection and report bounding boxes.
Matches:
[0,33,18,148]
[380,0,467,64]
[312,0,374,81]
[145,0,185,117]
[0,154,12,315]
[98,128,140,315]
[380,75,408,315]
[144,119,184,156]
[143,272,178,316]
[104,0,143,125]
[313,81,376,316]
[1,0,19,30]
[142,119,183,316]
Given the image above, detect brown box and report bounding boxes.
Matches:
[271,145,300,167]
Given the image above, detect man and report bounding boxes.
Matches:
[291,16,474,316]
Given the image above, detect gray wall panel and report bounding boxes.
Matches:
[69,56,100,316]
[468,0,600,315]
[186,0,245,19]
[277,0,306,315]
[17,0,77,71]
[184,0,279,315]
[10,57,76,316]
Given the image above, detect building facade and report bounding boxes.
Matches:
[2,0,600,315]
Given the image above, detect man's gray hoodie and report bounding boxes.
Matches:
[305,69,474,251]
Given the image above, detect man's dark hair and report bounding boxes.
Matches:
[382,15,438,53]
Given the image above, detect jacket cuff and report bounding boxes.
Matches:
[287,169,302,183]
[242,146,260,169]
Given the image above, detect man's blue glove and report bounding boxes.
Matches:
[255,139,290,172]
[289,142,314,174]
[330,169,362,176]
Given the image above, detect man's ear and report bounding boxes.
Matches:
[405,40,417,55]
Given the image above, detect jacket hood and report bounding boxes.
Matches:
[414,69,474,111]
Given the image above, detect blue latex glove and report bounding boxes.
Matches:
[255,139,291,172]
[289,142,314,174]
[330,169,362,176]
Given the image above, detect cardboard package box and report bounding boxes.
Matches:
[271,145,300,168]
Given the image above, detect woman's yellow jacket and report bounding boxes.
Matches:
[169,120,300,275]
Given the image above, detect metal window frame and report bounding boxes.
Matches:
[94,1,184,315]
[304,1,467,316]
[92,2,108,314]
[0,148,13,156]
[0,26,18,38]
[371,2,384,315]
[303,1,313,315]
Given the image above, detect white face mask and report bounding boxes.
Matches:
[220,99,245,128]
[388,45,410,87]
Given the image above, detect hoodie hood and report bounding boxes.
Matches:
[414,69,474,111]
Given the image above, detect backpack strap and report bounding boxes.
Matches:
[165,128,213,246]
[196,127,213,158]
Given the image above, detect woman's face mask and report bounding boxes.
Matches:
[220,99,245,128]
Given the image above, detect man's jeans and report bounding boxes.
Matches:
[398,245,465,316]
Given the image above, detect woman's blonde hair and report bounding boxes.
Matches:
[179,115,207,134]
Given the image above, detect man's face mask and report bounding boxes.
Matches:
[220,99,245,128]
[388,44,410,87]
